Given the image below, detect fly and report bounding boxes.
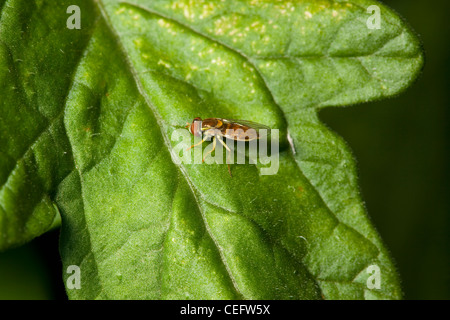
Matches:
[185,117,271,177]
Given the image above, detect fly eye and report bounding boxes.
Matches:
[189,118,202,137]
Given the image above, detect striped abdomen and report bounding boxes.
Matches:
[202,118,259,141]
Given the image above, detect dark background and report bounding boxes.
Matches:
[0,0,448,299]
[320,0,450,299]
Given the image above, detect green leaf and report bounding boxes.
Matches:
[0,0,423,299]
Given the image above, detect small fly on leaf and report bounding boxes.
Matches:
[185,117,271,177]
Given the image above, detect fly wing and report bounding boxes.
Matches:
[220,119,271,140]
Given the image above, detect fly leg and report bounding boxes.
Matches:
[186,135,209,151]
[202,136,217,163]
[217,137,232,177]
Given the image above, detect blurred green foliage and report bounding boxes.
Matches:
[0,0,448,299]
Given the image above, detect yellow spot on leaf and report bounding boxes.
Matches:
[158,59,171,69]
